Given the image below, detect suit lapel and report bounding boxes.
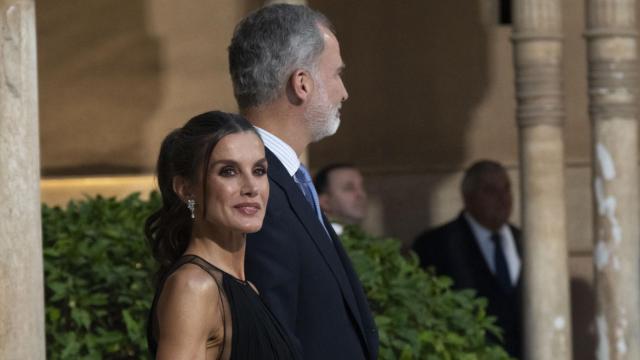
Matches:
[265,150,365,332]
[459,214,521,294]
[457,215,495,276]
[322,212,370,352]
[456,215,506,291]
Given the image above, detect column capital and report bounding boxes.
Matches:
[512,0,565,129]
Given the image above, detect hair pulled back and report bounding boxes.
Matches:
[145,111,259,279]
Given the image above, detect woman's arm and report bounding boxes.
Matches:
[155,264,223,360]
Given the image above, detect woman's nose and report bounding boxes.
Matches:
[241,176,259,196]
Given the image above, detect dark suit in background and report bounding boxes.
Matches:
[246,149,378,360]
[412,213,522,358]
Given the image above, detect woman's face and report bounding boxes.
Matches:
[198,131,269,234]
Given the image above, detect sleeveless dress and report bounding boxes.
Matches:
[147,255,300,360]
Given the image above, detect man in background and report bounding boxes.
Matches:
[229,4,378,359]
[412,160,522,358]
[315,163,368,235]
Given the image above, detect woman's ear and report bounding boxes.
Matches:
[289,68,314,103]
[172,176,193,203]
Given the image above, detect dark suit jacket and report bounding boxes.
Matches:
[246,148,379,360]
[412,213,522,358]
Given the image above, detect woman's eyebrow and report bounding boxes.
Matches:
[208,159,239,169]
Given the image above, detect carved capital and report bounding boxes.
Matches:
[513,0,562,34]
[514,62,564,127]
[512,0,564,129]
[588,60,638,121]
[586,0,638,123]
[587,0,636,29]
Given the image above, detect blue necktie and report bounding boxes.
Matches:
[293,164,325,226]
[491,233,512,292]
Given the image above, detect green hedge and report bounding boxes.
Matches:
[341,226,511,360]
[42,193,511,359]
[42,193,160,359]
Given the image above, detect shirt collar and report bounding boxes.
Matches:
[463,211,509,239]
[331,222,344,236]
[463,211,521,283]
[254,127,300,176]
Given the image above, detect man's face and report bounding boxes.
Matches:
[304,26,348,142]
[464,170,512,231]
[319,168,367,225]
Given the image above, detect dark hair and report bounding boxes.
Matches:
[144,111,260,279]
[314,163,356,195]
[461,160,507,197]
[228,3,334,109]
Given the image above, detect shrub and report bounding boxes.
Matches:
[42,193,161,359]
[42,193,510,359]
[341,226,512,360]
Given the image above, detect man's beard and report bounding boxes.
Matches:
[304,81,341,142]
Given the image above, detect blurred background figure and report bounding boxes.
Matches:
[315,163,368,235]
[412,160,522,358]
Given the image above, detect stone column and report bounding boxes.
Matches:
[0,1,45,359]
[585,1,640,359]
[511,1,572,359]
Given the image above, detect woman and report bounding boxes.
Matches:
[145,111,299,360]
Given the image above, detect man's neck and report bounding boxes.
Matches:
[243,104,310,156]
[463,210,503,233]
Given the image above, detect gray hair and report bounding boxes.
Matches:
[228,4,334,110]
[461,160,507,197]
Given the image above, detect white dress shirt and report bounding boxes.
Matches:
[330,222,344,236]
[463,212,521,285]
[255,126,332,240]
[254,127,299,176]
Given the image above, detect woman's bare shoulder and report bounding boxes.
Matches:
[163,263,221,297]
[157,263,223,319]
[155,263,224,359]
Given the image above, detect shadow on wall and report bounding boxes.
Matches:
[309,0,490,244]
[571,277,596,360]
[38,0,162,176]
[242,0,264,15]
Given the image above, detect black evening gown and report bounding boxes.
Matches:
[147,255,300,360]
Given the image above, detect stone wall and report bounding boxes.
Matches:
[37,1,640,358]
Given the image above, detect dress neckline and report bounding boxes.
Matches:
[180,254,249,286]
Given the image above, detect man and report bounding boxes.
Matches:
[412,160,522,358]
[315,163,368,235]
[228,4,378,360]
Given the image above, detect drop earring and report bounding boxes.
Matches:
[187,199,196,220]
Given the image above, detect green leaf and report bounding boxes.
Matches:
[70,308,91,330]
